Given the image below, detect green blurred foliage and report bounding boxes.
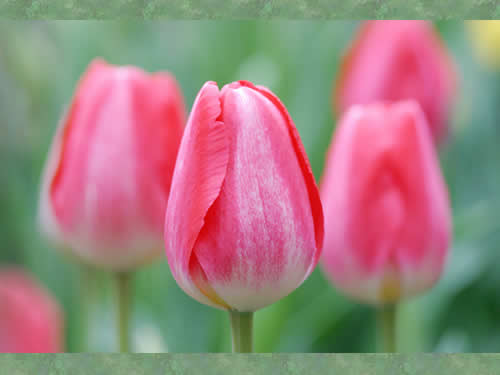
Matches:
[1,21,500,353]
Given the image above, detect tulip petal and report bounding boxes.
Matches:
[164,81,230,309]
[249,82,324,276]
[38,59,110,253]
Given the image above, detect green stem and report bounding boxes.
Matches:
[80,265,94,352]
[229,311,254,353]
[115,272,132,353]
[377,303,397,353]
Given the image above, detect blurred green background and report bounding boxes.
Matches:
[1,21,500,353]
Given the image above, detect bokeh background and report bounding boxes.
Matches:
[1,21,500,353]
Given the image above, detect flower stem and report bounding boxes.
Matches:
[80,264,94,352]
[377,303,397,353]
[229,310,254,353]
[115,271,132,353]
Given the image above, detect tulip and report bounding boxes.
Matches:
[39,59,185,271]
[164,80,323,352]
[0,268,64,353]
[38,59,186,351]
[334,21,456,145]
[320,101,451,351]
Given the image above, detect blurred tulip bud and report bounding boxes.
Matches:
[320,101,452,304]
[0,268,63,353]
[466,21,500,70]
[165,80,324,312]
[39,59,186,271]
[335,21,456,145]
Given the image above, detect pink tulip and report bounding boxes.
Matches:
[39,59,185,271]
[320,101,451,304]
[0,268,63,353]
[165,80,324,312]
[334,21,456,145]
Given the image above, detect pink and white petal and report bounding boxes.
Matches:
[38,59,110,252]
[251,82,324,276]
[192,83,318,311]
[38,109,69,252]
[164,81,229,309]
[390,101,450,276]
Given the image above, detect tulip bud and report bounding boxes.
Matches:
[335,21,456,145]
[39,59,186,271]
[320,101,451,304]
[165,80,323,312]
[0,268,64,353]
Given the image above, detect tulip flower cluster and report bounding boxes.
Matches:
[31,20,456,353]
[321,20,455,352]
[324,20,454,307]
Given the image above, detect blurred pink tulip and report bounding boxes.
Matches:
[334,21,456,145]
[0,268,63,353]
[321,101,451,304]
[165,80,324,312]
[39,59,185,271]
